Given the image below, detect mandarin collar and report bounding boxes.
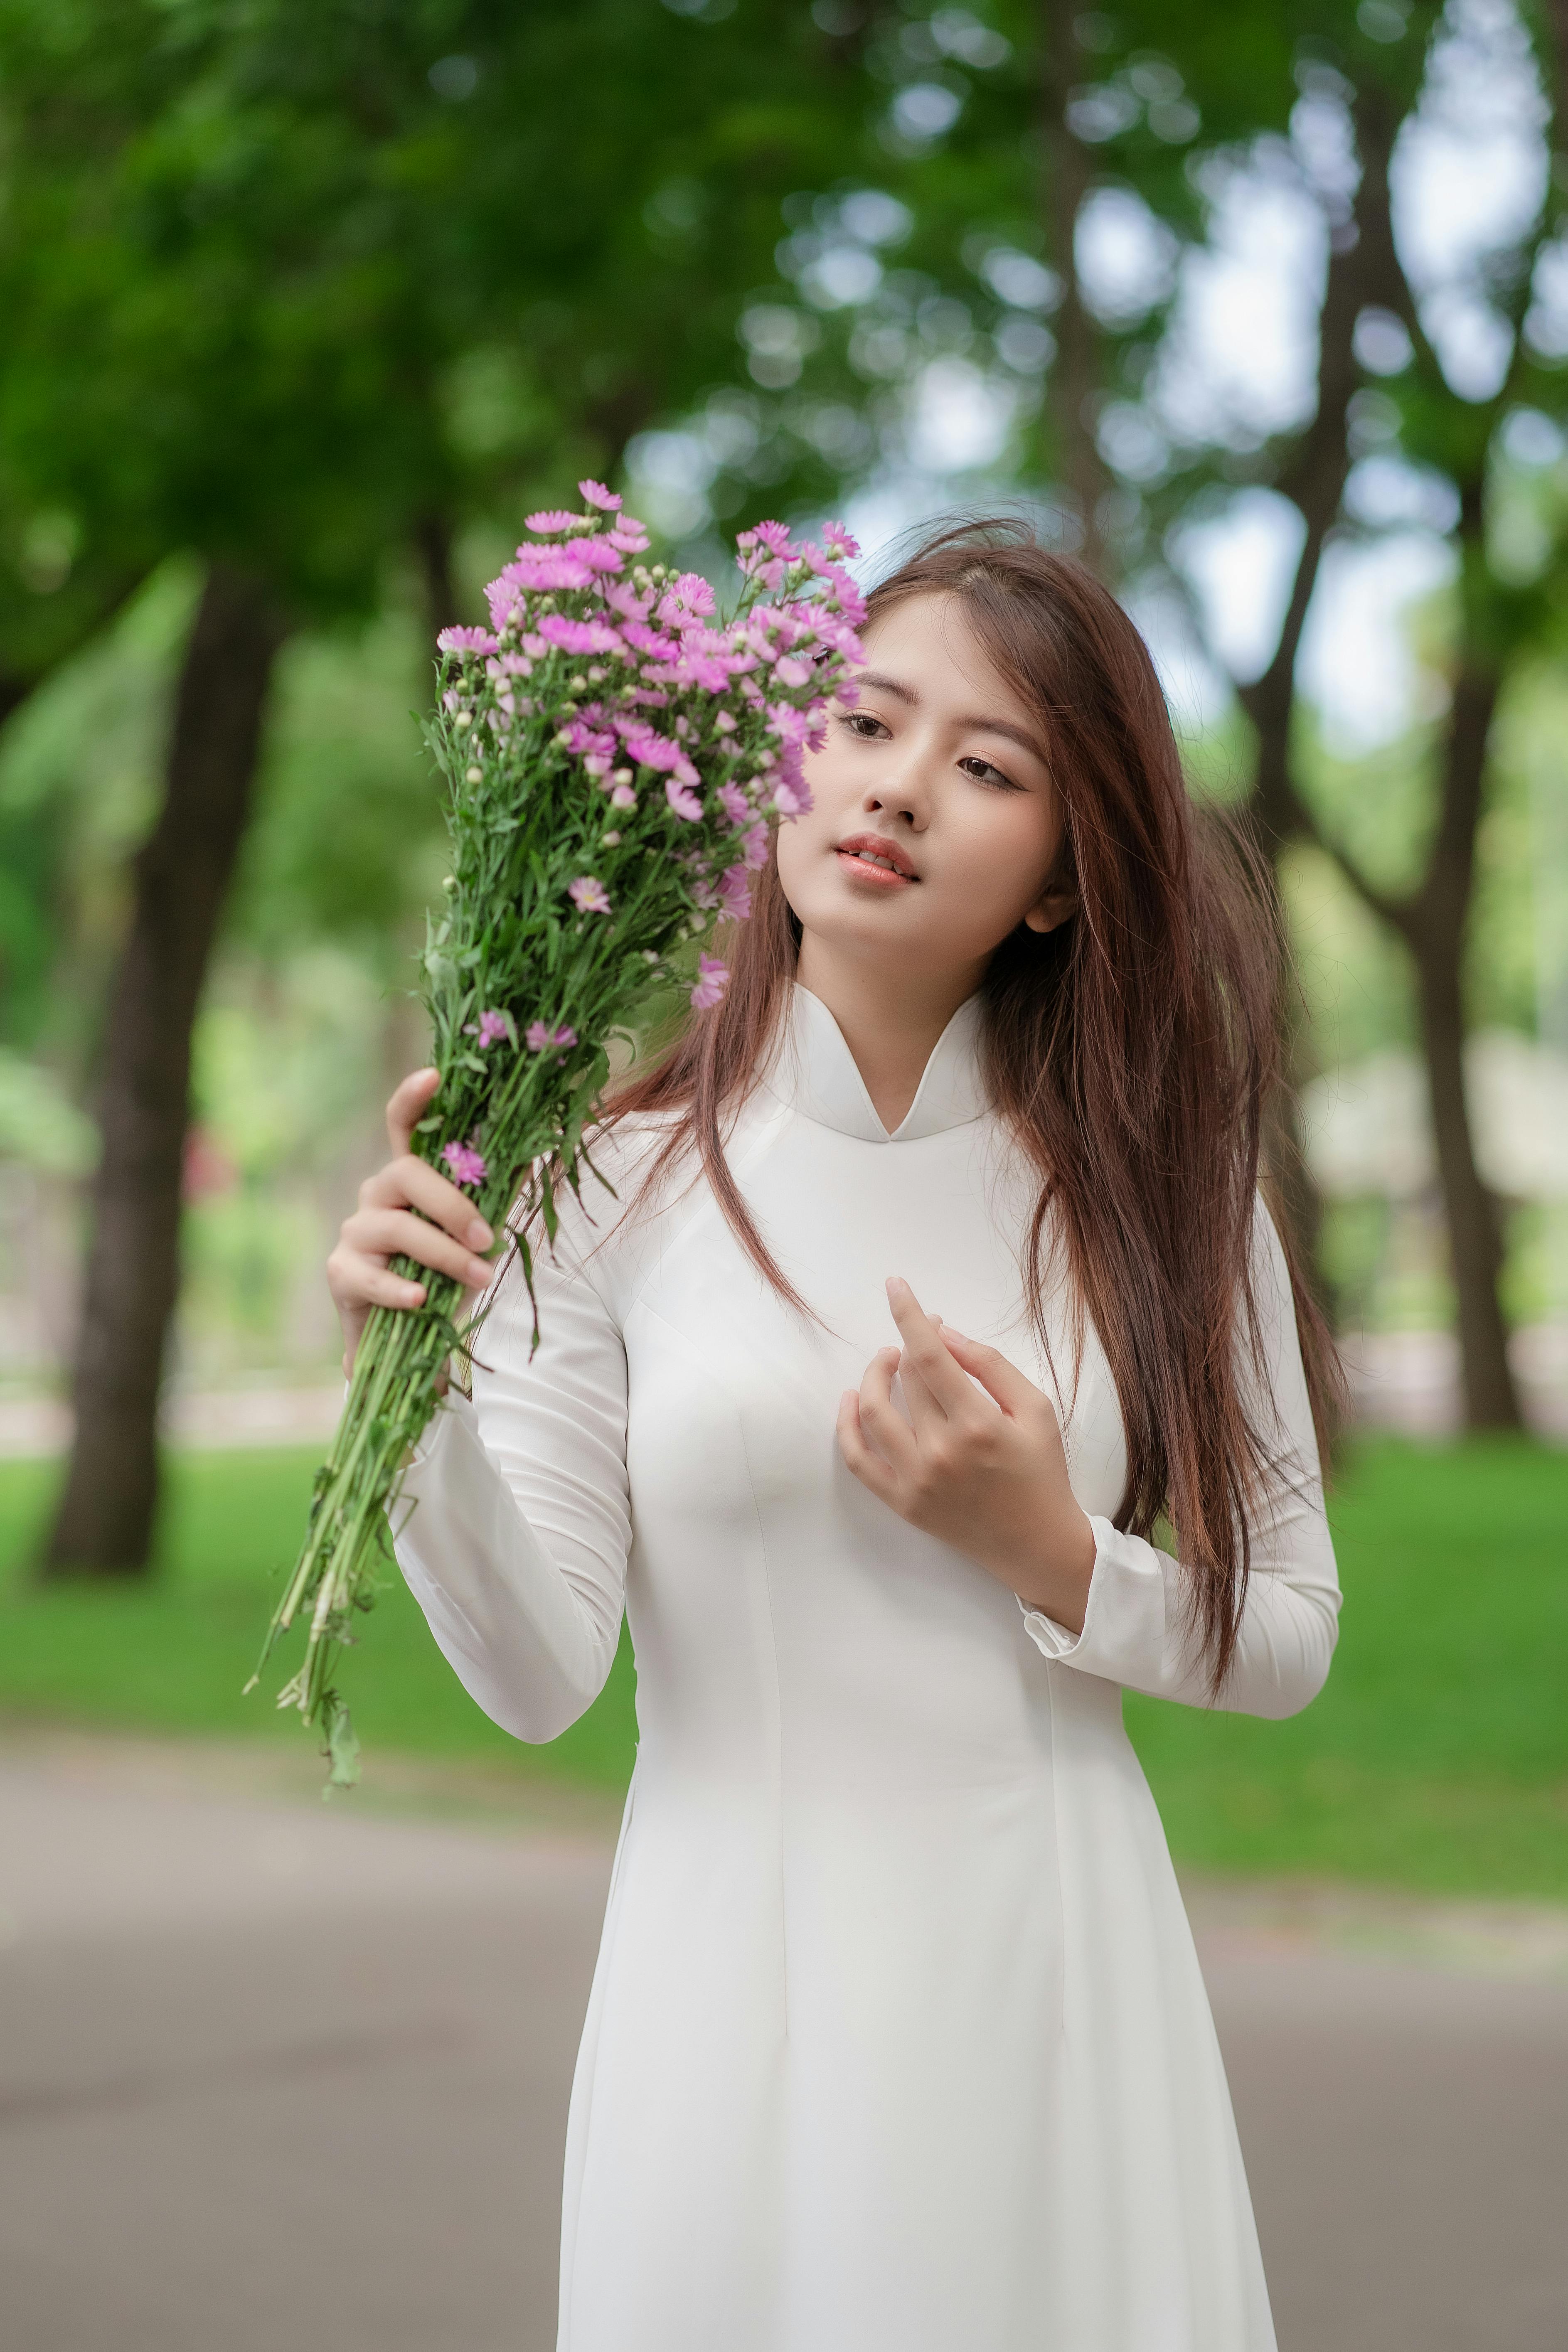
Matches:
[763,983,990,1143]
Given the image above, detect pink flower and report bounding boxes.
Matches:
[716,782,751,826]
[822,567,868,630]
[538,614,620,656]
[665,778,703,821]
[768,701,813,747]
[673,652,739,694]
[772,772,813,817]
[463,1009,512,1049]
[604,581,653,621]
[737,818,770,870]
[525,1021,578,1052]
[608,520,651,554]
[568,876,611,914]
[578,479,623,512]
[526,509,586,535]
[610,781,638,809]
[717,864,752,920]
[820,520,861,561]
[441,1140,488,1189]
[740,520,794,558]
[618,721,683,770]
[437,625,498,655]
[660,571,716,620]
[620,620,682,662]
[690,953,729,1011]
[774,653,815,689]
[736,552,789,593]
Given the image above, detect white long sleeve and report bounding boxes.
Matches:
[1020,1200,1342,1718]
[391,1187,632,1744]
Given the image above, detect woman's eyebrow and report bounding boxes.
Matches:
[854,669,919,704]
[955,713,1045,760]
[854,671,1044,763]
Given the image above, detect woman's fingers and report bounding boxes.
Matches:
[385,1067,442,1158]
[885,1277,971,1420]
[343,1206,494,1291]
[836,1388,898,1502]
[328,1245,426,1314]
[855,1346,921,1478]
[939,1326,1055,1428]
[359,1153,494,1250]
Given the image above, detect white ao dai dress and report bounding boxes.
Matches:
[392,984,1342,2352]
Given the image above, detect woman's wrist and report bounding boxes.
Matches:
[1011,1507,1097,1634]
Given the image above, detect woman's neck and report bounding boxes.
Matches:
[794,932,983,1131]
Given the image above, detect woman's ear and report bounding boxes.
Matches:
[1022,879,1078,935]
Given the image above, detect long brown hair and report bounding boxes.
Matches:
[594,519,1339,1688]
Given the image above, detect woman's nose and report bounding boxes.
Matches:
[862,768,928,827]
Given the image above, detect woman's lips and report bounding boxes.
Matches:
[834,846,917,889]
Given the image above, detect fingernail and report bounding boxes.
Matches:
[469,1220,492,1247]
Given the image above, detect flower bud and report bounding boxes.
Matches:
[465,766,483,784]
[603,830,621,846]
[454,711,473,731]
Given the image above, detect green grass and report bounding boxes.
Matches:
[1125,1435,1568,1900]
[0,1449,638,1789]
[1,1437,1564,1899]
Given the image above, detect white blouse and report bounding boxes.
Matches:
[394,983,1340,2352]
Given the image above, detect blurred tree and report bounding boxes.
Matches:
[0,0,882,1574]
[711,1,1552,1429]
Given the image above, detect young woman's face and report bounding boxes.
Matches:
[776,593,1074,982]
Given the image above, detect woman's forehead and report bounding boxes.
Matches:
[859,594,1039,731]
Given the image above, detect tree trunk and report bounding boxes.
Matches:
[42,564,286,1577]
[414,512,458,641]
[1038,0,1107,571]
[1411,935,1520,1428]
[1405,657,1523,1430]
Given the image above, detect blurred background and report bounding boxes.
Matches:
[0,4,1566,2350]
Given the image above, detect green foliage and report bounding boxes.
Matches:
[231,612,448,964]
[0,0,881,635]
[0,565,197,1058]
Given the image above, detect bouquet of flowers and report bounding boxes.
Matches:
[248,484,865,1786]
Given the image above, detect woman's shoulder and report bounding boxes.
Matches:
[519,1106,699,1284]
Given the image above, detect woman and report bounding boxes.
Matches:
[329,520,1342,2351]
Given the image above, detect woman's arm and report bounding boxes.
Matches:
[391,1216,631,1744]
[837,1201,1340,1721]
[328,1072,632,1745]
[1017,1201,1341,1719]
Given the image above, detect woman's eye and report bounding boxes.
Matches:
[959,755,1019,790]
[841,711,890,740]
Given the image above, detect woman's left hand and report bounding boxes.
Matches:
[837,1275,1098,1633]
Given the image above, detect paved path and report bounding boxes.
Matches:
[2,1737,1566,2352]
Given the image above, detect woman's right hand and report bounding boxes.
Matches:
[327,1068,498,1376]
